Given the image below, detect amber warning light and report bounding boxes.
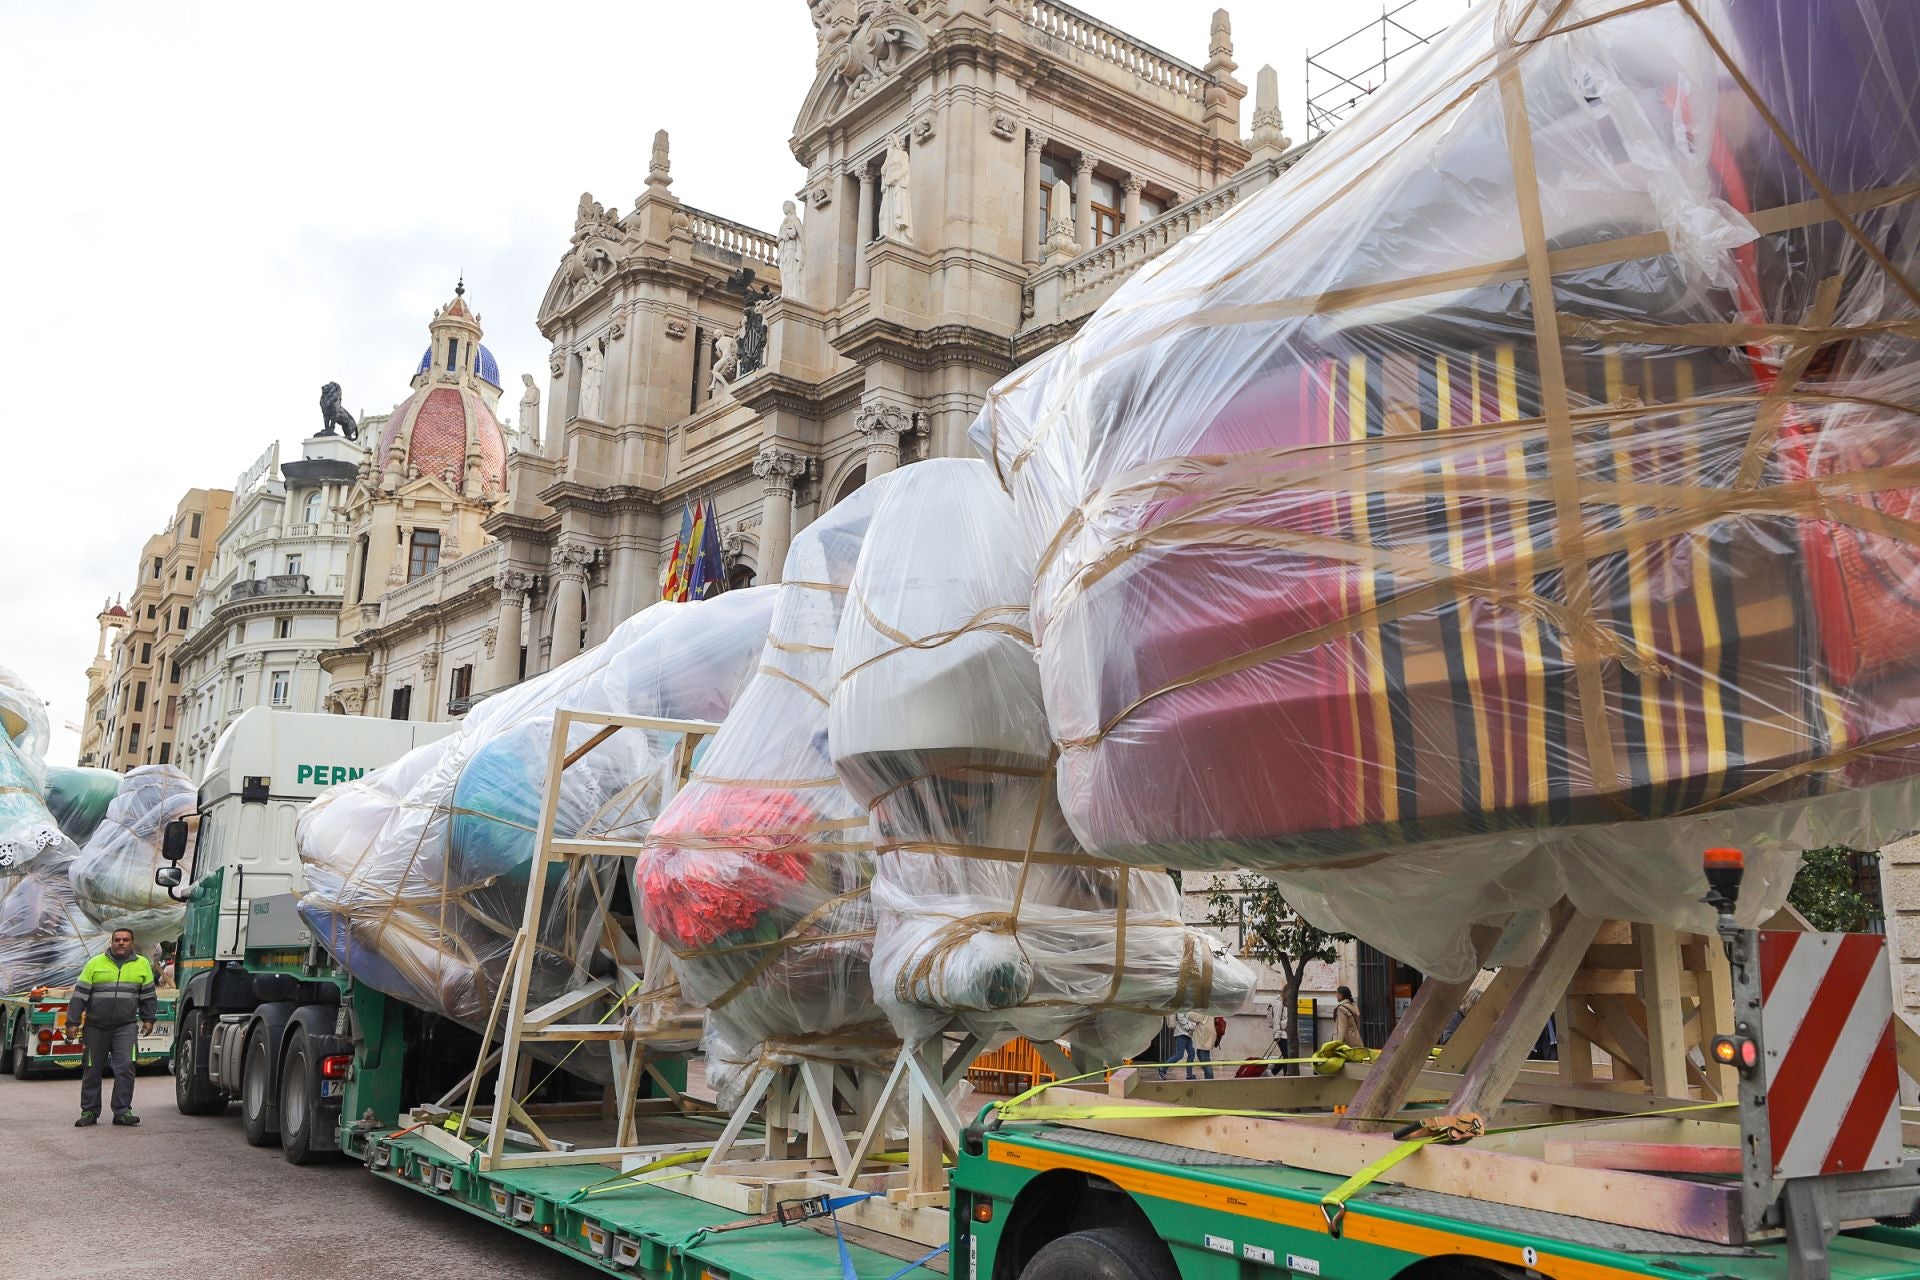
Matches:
[1712,1032,1760,1075]
[1702,847,1746,915]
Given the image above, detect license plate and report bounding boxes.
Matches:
[320,1079,344,1098]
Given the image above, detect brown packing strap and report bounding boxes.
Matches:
[686,773,845,790]
[873,838,1129,870]
[837,586,1034,685]
[1735,277,1843,490]
[1679,723,1920,816]
[755,662,830,707]
[1557,315,1920,349]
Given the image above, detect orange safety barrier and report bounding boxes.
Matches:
[964,1038,1059,1096]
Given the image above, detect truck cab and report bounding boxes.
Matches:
[167,709,453,1159]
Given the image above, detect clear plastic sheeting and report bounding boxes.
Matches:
[971,0,1920,979]
[296,589,775,1048]
[45,766,123,848]
[830,458,1254,1057]
[0,665,61,872]
[70,764,193,942]
[640,485,888,1105]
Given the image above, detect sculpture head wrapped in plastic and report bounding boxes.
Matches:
[639,484,889,1105]
[830,458,1254,1058]
[297,589,775,1047]
[972,0,1920,978]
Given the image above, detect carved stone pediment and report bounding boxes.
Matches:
[797,0,933,134]
[537,193,627,322]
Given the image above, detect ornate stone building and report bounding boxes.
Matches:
[335,1,1306,719]
[172,435,362,779]
[319,285,515,721]
[77,599,129,768]
[98,488,232,771]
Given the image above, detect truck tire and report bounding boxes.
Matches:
[175,1010,227,1115]
[9,1020,33,1081]
[1019,1228,1179,1280]
[280,1028,330,1166]
[241,1031,279,1146]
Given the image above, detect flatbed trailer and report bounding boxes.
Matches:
[2,985,175,1080]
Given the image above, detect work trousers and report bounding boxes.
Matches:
[80,1021,136,1116]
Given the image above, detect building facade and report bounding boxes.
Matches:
[76,600,129,768]
[172,435,362,779]
[335,0,1303,724]
[99,488,232,771]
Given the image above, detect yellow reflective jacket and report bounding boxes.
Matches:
[67,953,158,1029]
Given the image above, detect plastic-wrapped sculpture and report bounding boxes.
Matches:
[832,458,1254,1058]
[297,589,775,1034]
[45,767,122,847]
[0,667,63,872]
[70,765,194,942]
[972,0,1920,978]
[0,666,105,990]
[640,486,889,1104]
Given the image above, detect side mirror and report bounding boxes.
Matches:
[161,819,189,862]
[155,865,183,890]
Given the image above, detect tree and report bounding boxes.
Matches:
[1788,846,1882,934]
[1203,871,1351,1074]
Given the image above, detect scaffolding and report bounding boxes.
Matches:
[1305,1,1468,137]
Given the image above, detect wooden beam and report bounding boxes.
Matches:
[1634,924,1689,1097]
[1341,974,1475,1130]
[1433,967,1525,1074]
[1543,1139,1740,1174]
[1448,903,1602,1117]
[1695,937,1737,1099]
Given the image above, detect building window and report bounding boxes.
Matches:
[447,337,459,373]
[128,725,140,755]
[390,685,412,720]
[354,534,370,603]
[247,560,258,579]
[152,556,162,580]
[133,682,147,713]
[304,490,323,524]
[285,554,302,577]
[185,565,193,582]
[233,676,245,707]
[178,606,189,629]
[270,670,291,706]
[140,642,151,664]
[277,618,291,639]
[159,742,171,765]
[407,529,441,581]
[1092,203,1121,245]
[233,624,244,646]
[190,513,201,539]
[146,604,156,620]
[169,662,180,685]
[449,664,473,707]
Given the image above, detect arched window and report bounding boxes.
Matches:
[728,563,757,591]
[833,463,868,505]
[303,490,324,525]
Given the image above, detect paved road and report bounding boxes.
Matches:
[0,1069,590,1278]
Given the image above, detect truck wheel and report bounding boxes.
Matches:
[1019,1228,1179,1280]
[9,1020,33,1081]
[241,1031,279,1146]
[280,1028,330,1165]
[175,1010,227,1115]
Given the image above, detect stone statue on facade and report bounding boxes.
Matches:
[518,373,542,450]
[709,333,738,400]
[318,383,359,440]
[776,200,804,293]
[879,136,913,245]
[579,338,607,421]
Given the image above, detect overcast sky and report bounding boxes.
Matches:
[0,0,1468,766]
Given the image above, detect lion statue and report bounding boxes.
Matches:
[318,382,359,441]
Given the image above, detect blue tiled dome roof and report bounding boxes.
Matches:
[417,343,501,389]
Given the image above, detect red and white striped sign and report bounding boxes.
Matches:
[1756,930,1901,1179]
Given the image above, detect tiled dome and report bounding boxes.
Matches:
[416,342,500,388]
[377,386,507,495]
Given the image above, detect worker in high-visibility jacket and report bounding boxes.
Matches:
[66,927,157,1127]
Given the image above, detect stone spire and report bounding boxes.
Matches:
[1043,179,1078,263]
[1206,9,1235,76]
[646,129,672,194]
[1246,64,1292,159]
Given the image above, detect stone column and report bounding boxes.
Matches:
[855,402,911,478]
[418,647,441,719]
[548,545,590,667]
[1122,175,1144,231]
[1073,154,1095,250]
[853,166,877,292]
[1022,130,1046,266]
[490,570,528,691]
[752,448,807,585]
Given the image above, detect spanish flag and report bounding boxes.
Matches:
[661,502,695,602]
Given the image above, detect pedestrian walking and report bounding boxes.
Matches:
[1190,1012,1220,1079]
[66,927,157,1128]
[1333,985,1364,1049]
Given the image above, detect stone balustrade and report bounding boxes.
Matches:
[376,542,502,624]
[685,207,779,267]
[1023,0,1208,102]
[1019,153,1302,348]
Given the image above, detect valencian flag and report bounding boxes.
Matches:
[661,501,695,602]
[688,497,727,599]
